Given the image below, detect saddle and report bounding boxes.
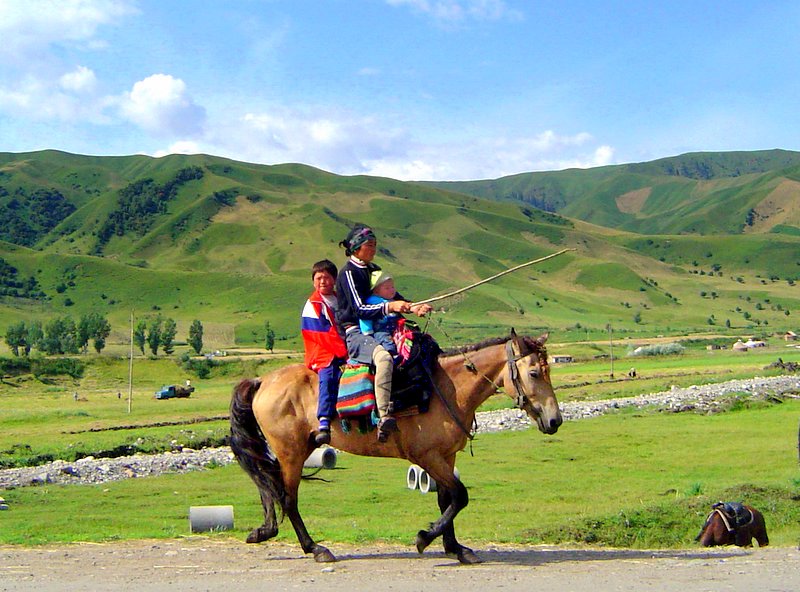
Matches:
[335,326,440,431]
[389,326,440,416]
[712,501,753,532]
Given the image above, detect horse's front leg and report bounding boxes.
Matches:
[437,485,481,564]
[415,476,474,563]
[281,463,336,563]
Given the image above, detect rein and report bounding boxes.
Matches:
[429,321,536,444]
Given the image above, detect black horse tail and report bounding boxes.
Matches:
[229,377,288,518]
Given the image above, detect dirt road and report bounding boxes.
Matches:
[1,539,797,592]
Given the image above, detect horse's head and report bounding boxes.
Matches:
[504,329,562,435]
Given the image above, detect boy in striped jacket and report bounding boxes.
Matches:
[301,259,348,445]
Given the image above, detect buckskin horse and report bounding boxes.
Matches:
[229,329,562,564]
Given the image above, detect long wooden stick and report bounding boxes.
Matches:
[413,248,574,306]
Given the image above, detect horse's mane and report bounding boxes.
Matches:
[440,335,508,357]
[439,334,547,359]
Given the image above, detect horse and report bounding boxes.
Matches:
[229,329,562,564]
[696,503,769,547]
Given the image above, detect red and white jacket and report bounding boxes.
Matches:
[301,289,347,372]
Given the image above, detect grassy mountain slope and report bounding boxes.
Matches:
[0,150,798,350]
[424,150,800,236]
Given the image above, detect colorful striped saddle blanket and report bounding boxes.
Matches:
[336,363,377,418]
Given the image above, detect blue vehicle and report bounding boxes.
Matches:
[155,384,194,399]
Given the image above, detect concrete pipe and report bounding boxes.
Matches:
[406,464,422,490]
[189,505,234,533]
[304,447,337,470]
[418,469,437,494]
[418,467,460,494]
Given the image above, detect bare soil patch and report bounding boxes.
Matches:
[615,187,652,215]
[1,539,797,592]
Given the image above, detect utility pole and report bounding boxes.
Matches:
[606,323,614,379]
[127,311,134,413]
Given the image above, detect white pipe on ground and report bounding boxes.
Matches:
[304,447,337,469]
[417,467,460,494]
[189,505,234,533]
[406,464,422,490]
[418,470,437,494]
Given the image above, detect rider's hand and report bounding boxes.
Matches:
[410,303,432,317]
[387,300,412,314]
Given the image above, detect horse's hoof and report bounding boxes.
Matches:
[447,547,482,565]
[312,545,336,563]
[245,525,278,543]
[415,530,433,554]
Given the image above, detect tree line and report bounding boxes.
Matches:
[4,315,280,358]
[4,312,111,356]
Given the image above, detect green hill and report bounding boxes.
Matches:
[0,149,798,350]
[424,149,800,236]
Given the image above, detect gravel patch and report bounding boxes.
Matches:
[2,374,798,490]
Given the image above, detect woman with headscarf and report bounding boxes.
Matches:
[334,224,432,442]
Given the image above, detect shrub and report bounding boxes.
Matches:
[0,356,32,376]
[628,343,685,357]
[178,352,217,379]
[31,357,85,379]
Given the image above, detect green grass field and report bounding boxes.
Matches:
[1,399,798,547]
[1,341,798,548]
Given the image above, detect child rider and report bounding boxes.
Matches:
[359,270,401,362]
[301,259,348,446]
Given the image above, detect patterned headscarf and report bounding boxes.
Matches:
[340,224,376,256]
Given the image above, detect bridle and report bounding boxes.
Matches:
[428,328,549,442]
[505,340,529,411]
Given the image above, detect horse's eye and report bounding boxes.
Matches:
[529,368,540,379]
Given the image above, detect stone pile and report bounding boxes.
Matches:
[0,447,235,490]
[476,374,800,433]
[1,375,798,489]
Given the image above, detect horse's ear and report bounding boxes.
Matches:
[510,327,517,339]
[537,332,549,346]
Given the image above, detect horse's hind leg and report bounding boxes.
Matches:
[752,512,769,546]
[246,488,279,543]
[437,485,480,564]
[281,461,336,563]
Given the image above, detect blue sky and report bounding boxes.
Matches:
[1,0,799,181]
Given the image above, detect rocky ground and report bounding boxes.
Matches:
[2,374,798,490]
[2,539,799,592]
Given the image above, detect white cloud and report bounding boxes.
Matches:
[367,132,614,181]
[0,0,136,59]
[386,0,523,23]
[153,141,202,158]
[178,106,612,181]
[119,74,206,137]
[0,1,134,126]
[59,66,97,93]
[218,107,409,173]
[0,73,111,123]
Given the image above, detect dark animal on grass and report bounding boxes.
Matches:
[696,502,769,547]
[230,330,561,564]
